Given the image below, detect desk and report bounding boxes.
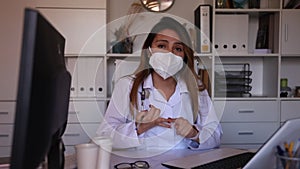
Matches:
[65,147,255,169]
[110,149,211,169]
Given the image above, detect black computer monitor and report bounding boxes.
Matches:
[10,8,71,169]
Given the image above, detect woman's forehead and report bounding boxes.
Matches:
[154,29,181,42]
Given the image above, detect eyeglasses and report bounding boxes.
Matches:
[114,160,150,169]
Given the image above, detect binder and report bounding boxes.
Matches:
[194,4,212,53]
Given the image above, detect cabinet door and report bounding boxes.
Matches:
[39,8,106,55]
[0,102,15,124]
[281,101,300,122]
[214,101,279,122]
[63,123,99,146]
[221,122,278,144]
[0,147,11,158]
[68,101,106,123]
[0,125,14,146]
[281,11,300,55]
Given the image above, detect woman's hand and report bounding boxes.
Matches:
[136,105,160,124]
[174,117,199,140]
[135,105,171,135]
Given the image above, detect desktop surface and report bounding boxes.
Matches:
[110,148,252,169]
[0,148,253,169]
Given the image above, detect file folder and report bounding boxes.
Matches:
[194,4,212,53]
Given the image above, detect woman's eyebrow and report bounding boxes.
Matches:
[174,42,184,45]
[154,40,183,45]
[154,39,168,43]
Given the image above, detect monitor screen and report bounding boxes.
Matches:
[10,8,71,169]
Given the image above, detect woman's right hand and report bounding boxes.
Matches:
[135,105,171,135]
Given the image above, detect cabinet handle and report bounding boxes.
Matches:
[69,111,79,115]
[0,112,9,115]
[285,24,288,42]
[238,109,255,113]
[64,133,80,137]
[238,131,254,135]
[0,134,9,138]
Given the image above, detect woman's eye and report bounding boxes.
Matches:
[157,44,166,49]
[174,47,183,52]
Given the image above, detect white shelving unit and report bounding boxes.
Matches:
[207,0,300,149]
[1,0,299,157]
[0,0,108,157]
[104,0,300,149]
[36,1,108,155]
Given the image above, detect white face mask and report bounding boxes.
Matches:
[149,51,183,80]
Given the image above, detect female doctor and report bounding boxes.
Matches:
[96,17,222,150]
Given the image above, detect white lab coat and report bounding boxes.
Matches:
[96,74,222,150]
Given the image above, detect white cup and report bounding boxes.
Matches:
[92,136,113,169]
[75,143,98,169]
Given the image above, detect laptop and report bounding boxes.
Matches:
[161,118,300,169]
[244,118,300,169]
[161,147,253,169]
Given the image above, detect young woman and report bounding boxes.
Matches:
[97,17,222,150]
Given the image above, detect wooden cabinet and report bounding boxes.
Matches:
[221,122,278,144]
[281,10,300,55]
[63,100,106,154]
[207,0,299,148]
[281,100,300,122]
[215,100,279,122]
[105,0,300,149]
[0,102,15,157]
[215,100,279,148]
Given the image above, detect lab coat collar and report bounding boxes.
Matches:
[139,74,189,106]
[142,74,154,90]
[142,74,189,94]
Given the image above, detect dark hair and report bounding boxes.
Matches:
[129,17,201,120]
[142,17,193,60]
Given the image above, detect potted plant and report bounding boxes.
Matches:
[112,2,143,53]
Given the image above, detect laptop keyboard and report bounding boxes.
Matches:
[193,152,255,169]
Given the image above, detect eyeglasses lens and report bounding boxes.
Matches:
[135,161,149,168]
[115,161,149,169]
[115,163,132,169]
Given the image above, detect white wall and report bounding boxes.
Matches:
[0,1,35,100]
[107,0,209,23]
[106,0,210,53]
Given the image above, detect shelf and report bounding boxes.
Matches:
[280,97,300,101]
[281,54,300,57]
[215,8,281,13]
[106,53,141,58]
[282,9,300,11]
[69,97,109,101]
[194,53,213,57]
[65,54,106,58]
[213,97,278,101]
[216,53,279,57]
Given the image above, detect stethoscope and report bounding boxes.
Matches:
[140,81,146,111]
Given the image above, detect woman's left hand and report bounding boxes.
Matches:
[174,117,198,138]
